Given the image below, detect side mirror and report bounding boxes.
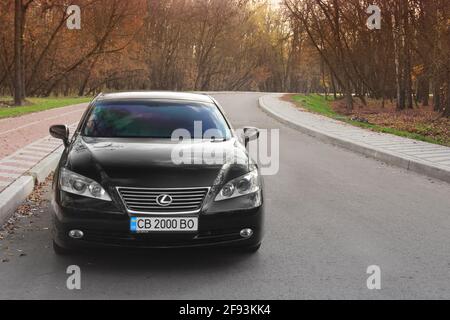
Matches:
[50,125,69,147]
[243,127,260,147]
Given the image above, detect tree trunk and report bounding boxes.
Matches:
[330,73,337,100]
[404,1,413,109]
[444,87,450,117]
[14,0,24,106]
[344,80,353,111]
[433,80,441,111]
[416,74,430,106]
[405,63,413,109]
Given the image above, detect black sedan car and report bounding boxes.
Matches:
[50,92,264,254]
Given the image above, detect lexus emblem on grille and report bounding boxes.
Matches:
[156,194,173,207]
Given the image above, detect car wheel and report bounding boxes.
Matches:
[53,240,74,255]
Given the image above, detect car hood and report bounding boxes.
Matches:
[64,136,251,188]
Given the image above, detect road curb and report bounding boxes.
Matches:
[258,95,450,183]
[0,176,35,225]
[0,147,62,225]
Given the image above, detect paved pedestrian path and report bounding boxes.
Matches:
[0,123,78,193]
[0,103,88,159]
[0,103,88,194]
[260,94,450,183]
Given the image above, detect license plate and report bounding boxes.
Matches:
[130,217,198,233]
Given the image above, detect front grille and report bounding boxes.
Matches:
[117,187,210,214]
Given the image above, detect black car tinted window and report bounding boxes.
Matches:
[82,100,231,139]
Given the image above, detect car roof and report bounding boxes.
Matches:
[96,91,214,104]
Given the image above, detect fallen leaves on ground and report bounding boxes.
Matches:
[0,174,53,261]
[333,99,449,146]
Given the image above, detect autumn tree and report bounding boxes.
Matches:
[0,0,449,118]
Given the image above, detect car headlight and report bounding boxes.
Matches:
[215,169,260,201]
[59,168,112,201]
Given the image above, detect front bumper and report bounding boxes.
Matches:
[52,201,264,250]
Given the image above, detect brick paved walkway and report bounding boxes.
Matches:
[0,103,87,193]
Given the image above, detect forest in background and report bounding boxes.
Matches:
[0,0,449,117]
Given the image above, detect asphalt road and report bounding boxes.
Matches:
[1,93,449,299]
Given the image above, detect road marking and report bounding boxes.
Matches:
[0,172,20,178]
[0,162,32,169]
[10,156,42,163]
[25,147,55,153]
[0,165,24,173]
[31,146,58,152]
[403,150,450,156]
[424,155,450,162]
[0,170,23,176]
[8,158,36,166]
[15,153,47,160]
[394,146,447,152]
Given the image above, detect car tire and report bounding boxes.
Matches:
[53,240,74,255]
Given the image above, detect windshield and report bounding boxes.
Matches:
[82,100,231,139]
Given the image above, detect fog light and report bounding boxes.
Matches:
[240,228,253,239]
[69,230,84,239]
